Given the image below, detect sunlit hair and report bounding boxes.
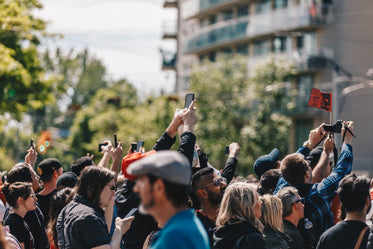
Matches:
[216,182,259,228]
[2,182,32,208]
[259,194,283,232]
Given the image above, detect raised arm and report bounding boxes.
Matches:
[178,100,197,165]
[311,134,334,183]
[221,142,240,184]
[97,141,113,168]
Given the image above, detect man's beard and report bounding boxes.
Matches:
[207,191,223,207]
[139,196,156,215]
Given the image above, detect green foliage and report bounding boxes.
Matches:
[0,0,52,119]
[190,55,295,176]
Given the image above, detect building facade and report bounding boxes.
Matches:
[161,0,373,174]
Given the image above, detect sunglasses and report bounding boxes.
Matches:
[107,184,116,191]
[293,197,305,205]
[202,177,227,188]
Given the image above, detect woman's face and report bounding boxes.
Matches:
[99,179,115,209]
[24,190,38,211]
[253,193,262,218]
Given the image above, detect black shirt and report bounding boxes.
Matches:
[316,220,369,249]
[57,195,110,249]
[196,210,215,248]
[36,189,57,225]
[283,219,304,249]
[4,213,35,249]
[24,206,49,249]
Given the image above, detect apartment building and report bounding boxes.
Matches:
[161,0,373,174]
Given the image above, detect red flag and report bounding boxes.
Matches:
[308,88,332,112]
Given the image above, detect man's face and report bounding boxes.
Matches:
[29,167,41,192]
[199,172,227,206]
[134,175,156,215]
[294,193,305,218]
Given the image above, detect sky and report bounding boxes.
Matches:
[36,0,177,96]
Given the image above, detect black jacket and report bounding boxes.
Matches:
[213,220,268,249]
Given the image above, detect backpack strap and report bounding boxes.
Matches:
[354,226,369,249]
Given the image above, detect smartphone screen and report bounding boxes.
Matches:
[136,140,144,152]
[98,143,107,152]
[184,93,195,109]
[224,146,230,154]
[114,134,117,147]
[130,142,137,153]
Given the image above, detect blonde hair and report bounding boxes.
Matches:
[259,194,283,232]
[216,182,259,228]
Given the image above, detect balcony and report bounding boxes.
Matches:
[163,0,177,8]
[161,52,177,71]
[185,4,332,53]
[186,19,248,53]
[162,21,177,39]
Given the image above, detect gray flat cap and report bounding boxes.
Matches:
[127,151,191,186]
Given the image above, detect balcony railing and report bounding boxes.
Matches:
[186,20,248,53]
[163,0,177,8]
[162,53,177,70]
[162,21,177,39]
[185,3,332,53]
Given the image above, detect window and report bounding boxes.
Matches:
[254,40,271,56]
[273,37,287,53]
[236,44,248,55]
[296,36,304,50]
[209,51,217,62]
[223,9,233,21]
[255,0,271,14]
[237,4,249,17]
[274,0,287,9]
[209,14,217,25]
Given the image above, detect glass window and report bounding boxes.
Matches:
[223,9,233,21]
[296,36,304,50]
[254,40,271,56]
[209,14,217,25]
[274,0,288,9]
[273,37,287,53]
[236,44,249,55]
[304,32,316,55]
[209,51,217,62]
[237,4,249,17]
[255,0,271,14]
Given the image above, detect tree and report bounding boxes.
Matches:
[190,55,296,176]
[0,0,53,119]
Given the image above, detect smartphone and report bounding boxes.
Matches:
[124,208,138,218]
[136,140,144,152]
[184,93,195,109]
[98,142,108,152]
[30,139,34,148]
[130,142,137,153]
[114,134,117,147]
[224,146,230,155]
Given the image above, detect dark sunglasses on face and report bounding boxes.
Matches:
[293,197,305,205]
[202,177,227,188]
[107,184,116,191]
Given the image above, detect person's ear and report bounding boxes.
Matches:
[17,196,24,205]
[197,188,208,199]
[153,178,165,198]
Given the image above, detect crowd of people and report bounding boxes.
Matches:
[0,99,371,249]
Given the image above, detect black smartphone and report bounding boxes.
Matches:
[30,139,34,148]
[130,142,137,153]
[98,142,108,152]
[224,146,230,154]
[184,93,195,109]
[114,134,117,147]
[136,140,144,152]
